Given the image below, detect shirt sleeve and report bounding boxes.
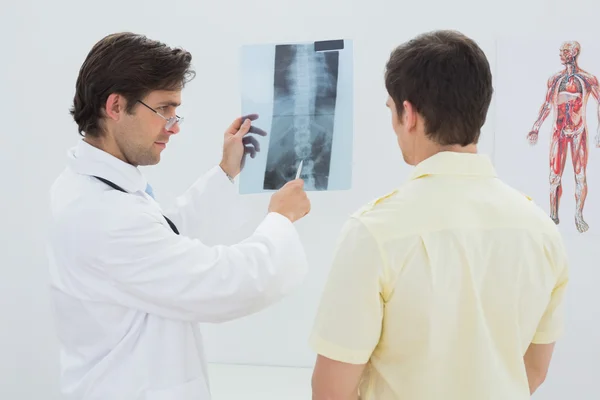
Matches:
[162,165,249,243]
[531,236,570,344]
[83,194,308,323]
[308,216,388,364]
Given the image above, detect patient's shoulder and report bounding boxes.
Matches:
[352,189,399,217]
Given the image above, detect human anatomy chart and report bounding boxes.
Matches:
[238,39,353,194]
[495,38,600,234]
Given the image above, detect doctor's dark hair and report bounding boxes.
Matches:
[70,32,195,137]
[384,30,493,146]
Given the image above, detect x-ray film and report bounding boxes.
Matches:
[238,39,354,194]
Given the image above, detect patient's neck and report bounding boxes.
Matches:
[412,141,477,165]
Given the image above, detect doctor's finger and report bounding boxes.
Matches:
[249,125,267,137]
[242,136,260,151]
[244,145,257,158]
[234,119,252,138]
[226,114,257,134]
[226,117,242,134]
[240,113,259,121]
[285,179,304,189]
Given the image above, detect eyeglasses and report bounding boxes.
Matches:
[137,100,183,130]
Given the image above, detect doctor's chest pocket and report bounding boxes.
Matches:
[144,376,209,400]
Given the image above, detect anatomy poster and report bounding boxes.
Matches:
[238,39,353,194]
[495,38,600,234]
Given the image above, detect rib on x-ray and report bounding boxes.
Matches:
[238,39,353,194]
[263,44,339,190]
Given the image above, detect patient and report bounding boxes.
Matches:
[309,30,569,400]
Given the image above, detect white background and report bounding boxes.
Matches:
[1,0,599,399]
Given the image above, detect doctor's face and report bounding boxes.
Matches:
[115,90,182,166]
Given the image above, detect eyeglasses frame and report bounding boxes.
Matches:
[137,100,183,130]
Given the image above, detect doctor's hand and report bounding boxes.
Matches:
[220,114,267,178]
[268,180,311,223]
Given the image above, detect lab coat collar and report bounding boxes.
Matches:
[67,138,148,193]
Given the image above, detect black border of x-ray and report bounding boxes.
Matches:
[314,39,344,52]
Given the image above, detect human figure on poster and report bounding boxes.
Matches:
[527,41,600,233]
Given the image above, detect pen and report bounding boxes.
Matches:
[295,160,303,180]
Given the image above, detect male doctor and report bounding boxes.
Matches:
[47,32,311,399]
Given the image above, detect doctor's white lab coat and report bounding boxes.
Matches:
[46,139,308,399]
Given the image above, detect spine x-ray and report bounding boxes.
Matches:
[238,39,353,194]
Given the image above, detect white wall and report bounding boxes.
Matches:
[2,0,598,399]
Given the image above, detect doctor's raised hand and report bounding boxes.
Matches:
[219,114,311,223]
[220,113,266,178]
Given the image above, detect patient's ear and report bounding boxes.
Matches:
[401,100,418,132]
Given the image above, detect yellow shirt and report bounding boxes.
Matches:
[309,151,569,400]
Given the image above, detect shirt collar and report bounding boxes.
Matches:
[410,151,497,180]
[67,139,148,193]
